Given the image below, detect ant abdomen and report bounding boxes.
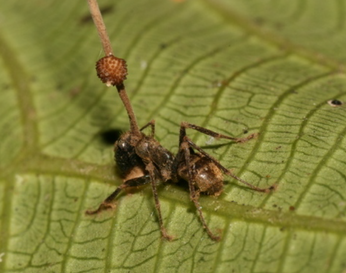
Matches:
[178,154,224,196]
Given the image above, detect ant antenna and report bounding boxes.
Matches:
[87,0,141,136]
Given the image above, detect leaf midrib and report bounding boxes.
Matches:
[9,154,346,237]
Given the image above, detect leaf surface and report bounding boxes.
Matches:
[1,1,346,272]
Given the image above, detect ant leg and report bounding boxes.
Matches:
[185,137,274,193]
[180,140,221,241]
[178,122,273,192]
[146,161,173,241]
[180,121,257,143]
[86,175,151,215]
[140,120,155,137]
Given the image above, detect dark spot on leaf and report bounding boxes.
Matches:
[328,99,343,107]
[253,17,264,26]
[69,87,81,98]
[198,256,206,263]
[2,84,10,90]
[275,22,283,30]
[100,129,122,145]
[56,83,64,91]
[289,206,295,211]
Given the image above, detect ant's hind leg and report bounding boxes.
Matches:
[86,175,151,215]
[180,121,257,143]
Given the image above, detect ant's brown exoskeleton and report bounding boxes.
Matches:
[86,0,274,241]
[86,55,274,241]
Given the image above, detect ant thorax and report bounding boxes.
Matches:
[135,136,175,182]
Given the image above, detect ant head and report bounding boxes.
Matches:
[115,131,145,176]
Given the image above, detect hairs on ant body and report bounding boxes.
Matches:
[86,0,274,241]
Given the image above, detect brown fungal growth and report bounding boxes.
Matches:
[96,55,127,86]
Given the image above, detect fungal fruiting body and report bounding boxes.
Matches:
[96,55,127,86]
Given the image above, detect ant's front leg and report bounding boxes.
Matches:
[140,120,155,137]
[145,161,174,241]
[86,175,151,215]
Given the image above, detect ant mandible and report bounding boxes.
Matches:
[86,55,274,241]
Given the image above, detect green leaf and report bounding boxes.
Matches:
[1,0,346,272]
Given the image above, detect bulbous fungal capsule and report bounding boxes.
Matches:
[96,55,127,86]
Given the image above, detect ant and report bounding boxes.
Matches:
[86,55,274,241]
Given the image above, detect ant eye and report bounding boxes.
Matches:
[96,55,127,86]
[118,140,126,148]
